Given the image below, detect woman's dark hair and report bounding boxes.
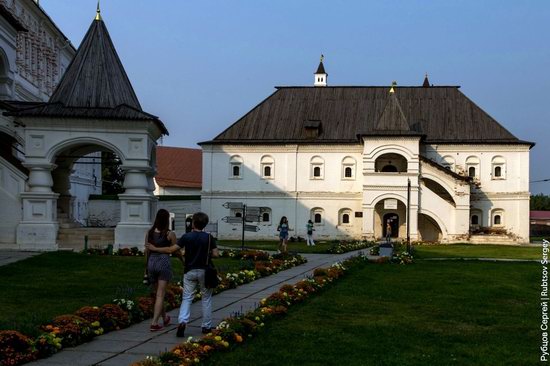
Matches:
[148,209,170,241]
[308,219,313,224]
[279,216,288,226]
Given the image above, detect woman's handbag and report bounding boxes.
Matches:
[204,234,219,289]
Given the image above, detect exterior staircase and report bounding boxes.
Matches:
[56,210,115,251]
[468,234,522,245]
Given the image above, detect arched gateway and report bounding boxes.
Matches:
[8,10,168,251]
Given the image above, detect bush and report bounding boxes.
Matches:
[74,306,100,323]
[48,315,93,347]
[0,330,37,366]
[99,304,130,332]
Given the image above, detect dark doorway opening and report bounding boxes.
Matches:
[383,213,399,238]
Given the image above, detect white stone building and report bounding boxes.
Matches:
[200,61,533,243]
[0,2,166,250]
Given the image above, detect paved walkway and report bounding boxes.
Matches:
[28,249,371,366]
[0,250,40,266]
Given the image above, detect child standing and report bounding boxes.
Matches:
[306,219,315,246]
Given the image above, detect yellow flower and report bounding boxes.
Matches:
[215,336,222,341]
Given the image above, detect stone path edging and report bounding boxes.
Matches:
[27,249,372,366]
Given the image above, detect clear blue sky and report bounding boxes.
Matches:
[42,0,550,194]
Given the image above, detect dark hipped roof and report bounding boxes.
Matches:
[315,61,326,74]
[204,86,531,146]
[8,15,167,135]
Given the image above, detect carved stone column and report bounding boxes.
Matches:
[17,163,59,251]
[114,166,155,249]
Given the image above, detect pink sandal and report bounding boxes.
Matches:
[150,324,163,332]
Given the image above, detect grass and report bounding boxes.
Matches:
[205,261,539,366]
[413,244,541,260]
[218,240,335,254]
[531,236,549,243]
[0,252,244,336]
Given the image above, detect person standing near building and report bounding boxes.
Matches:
[277,216,290,253]
[144,209,181,332]
[386,220,392,244]
[146,212,219,337]
[306,219,315,246]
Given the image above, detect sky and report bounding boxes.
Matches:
[41,0,550,194]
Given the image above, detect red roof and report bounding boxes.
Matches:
[531,211,550,220]
[155,146,202,188]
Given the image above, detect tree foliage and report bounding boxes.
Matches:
[101,152,124,195]
[530,193,550,210]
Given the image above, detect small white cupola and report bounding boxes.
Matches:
[314,54,327,87]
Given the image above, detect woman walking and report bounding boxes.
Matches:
[145,209,179,331]
[277,216,290,253]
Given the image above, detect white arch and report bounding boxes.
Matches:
[46,137,127,164]
[368,145,415,161]
[418,208,449,237]
[368,192,408,207]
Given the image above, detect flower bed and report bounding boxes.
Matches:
[0,250,305,366]
[369,243,414,265]
[326,240,373,254]
[131,258,365,366]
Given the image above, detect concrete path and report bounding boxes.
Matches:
[0,250,40,266]
[28,249,371,366]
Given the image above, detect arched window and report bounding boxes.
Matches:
[260,207,271,224]
[471,215,479,225]
[341,156,356,180]
[375,153,407,172]
[311,207,324,225]
[491,156,506,179]
[235,212,242,218]
[466,156,480,178]
[260,155,274,179]
[339,208,352,225]
[229,155,243,179]
[441,156,455,172]
[491,209,504,227]
[310,156,324,179]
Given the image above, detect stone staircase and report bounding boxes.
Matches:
[468,234,522,245]
[57,210,115,251]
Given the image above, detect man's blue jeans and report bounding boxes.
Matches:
[178,269,213,328]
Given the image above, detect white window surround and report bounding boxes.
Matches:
[465,156,480,179]
[339,208,352,225]
[260,155,275,179]
[311,207,324,225]
[229,155,243,179]
[441,155,455,172]
[491,156,506,180]
[260,208,272,225]
[310,156,324,180]
[341,156,356,180]
[491,209,504,227]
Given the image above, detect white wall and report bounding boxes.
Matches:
[0,156,25,248]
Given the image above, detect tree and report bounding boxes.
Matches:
[531,194,550,210]
[101,152,125,195]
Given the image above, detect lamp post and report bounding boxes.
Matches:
[406,178,411,253]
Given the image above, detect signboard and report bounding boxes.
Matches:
[384,199,398,210]
[222,216,243,224]
[244,224,260,232]
[245,207,261,215]
[223,202,244,209]
[205,223,218,232]
[245,215,260,223]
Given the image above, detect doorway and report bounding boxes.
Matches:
[383,213,399,238]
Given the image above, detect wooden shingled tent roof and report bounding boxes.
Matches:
[203,86,532,146]
[7,11,168,135]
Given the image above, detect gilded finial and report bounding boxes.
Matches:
[95,0,102,21]
[389,81,397,94]
[320,54,324,63]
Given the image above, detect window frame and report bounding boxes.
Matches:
[310,156,325,180]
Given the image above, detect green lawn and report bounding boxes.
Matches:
[0,252,243,336]
[205,261,539,366]
[218,240,334,254]
[413,244,541,260]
